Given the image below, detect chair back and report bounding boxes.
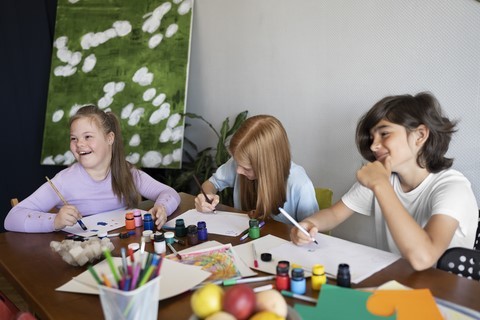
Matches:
[437,247,480,281]
[315,188,333,210]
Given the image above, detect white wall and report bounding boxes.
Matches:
[185,0,480,247]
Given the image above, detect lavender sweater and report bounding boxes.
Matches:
[5,163,180,233]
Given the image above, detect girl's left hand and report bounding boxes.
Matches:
[149,205,167,229]
[357,157,392,190]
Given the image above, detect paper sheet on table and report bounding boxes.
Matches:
[235,234,400,283]
[63,208,148,237]
[163,209,249,236]
[56,255,211,300]
[175,240,257,280]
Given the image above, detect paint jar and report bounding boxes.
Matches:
[154,233,166,255]
[275,260,290,291]
[125,212,135,230]
[175,219,187,237]
[311,264,327,290]
[248,219,260,239]
[337,263,351,288]
[187,225,199,246]
[142,230,153,243]
[290,268,306,295]
[164,231,175,244]
[143,213,154,231]
[133,209,143,228]
[197,221,208,242]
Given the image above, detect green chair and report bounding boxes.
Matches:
[315,187,333,210]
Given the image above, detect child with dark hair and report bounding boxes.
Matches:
[5,105,180,232]
[291,92,478,271]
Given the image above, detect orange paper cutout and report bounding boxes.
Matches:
[367,289,443,320]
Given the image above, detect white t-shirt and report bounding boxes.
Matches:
[342,169,478,255]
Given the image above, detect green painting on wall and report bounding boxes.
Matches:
[41,0,193,168]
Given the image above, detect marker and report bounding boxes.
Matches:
[167,242,182,260]
[87,265,103,285]
[252,243,259,268]
[193,175,216,213]
[223,275,275,286]
[45,176,88,231]
[281,290,317,304]
[253,284,274,293]
[278,208,318,245]
[239,221,265,241]
[138,255,160,287]
[103,247,121,284]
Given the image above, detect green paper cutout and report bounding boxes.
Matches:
[294,284,396,320]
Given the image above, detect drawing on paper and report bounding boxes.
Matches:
[42,0,194,168]
[168,244,242,281]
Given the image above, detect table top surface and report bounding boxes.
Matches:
[1,193,479,319]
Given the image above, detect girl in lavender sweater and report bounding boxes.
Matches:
[5,105,180,233]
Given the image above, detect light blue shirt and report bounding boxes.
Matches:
[209,158,319,224]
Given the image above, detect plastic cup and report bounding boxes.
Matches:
[98,276,160,320]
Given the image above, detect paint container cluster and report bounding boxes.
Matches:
[174,218,208,246]
[125,209,145,231]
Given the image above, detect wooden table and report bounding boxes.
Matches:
[1,193,479,319]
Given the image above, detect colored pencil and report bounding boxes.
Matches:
[279,207,318,245]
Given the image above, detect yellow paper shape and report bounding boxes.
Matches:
[367,289,443,320]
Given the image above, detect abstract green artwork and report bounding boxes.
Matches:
[41,0,193,168]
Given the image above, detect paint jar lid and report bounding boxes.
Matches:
[164,231,174,239]
[142,230,153,237]
[125,212,134,219]
[128,242,140,251]
[312,264,325,275]
[261,253,272,262]
[154,234,165,242]
[133,209,141,217]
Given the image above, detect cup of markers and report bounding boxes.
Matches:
[92,248,162,320]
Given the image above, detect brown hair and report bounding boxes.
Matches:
[229,115,291,220]
[356,92,457,173]
[70,105,140,208]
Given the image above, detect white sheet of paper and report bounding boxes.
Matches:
[235,234,400,284]
[63,208,148,237]
[56,255,211,300]
[163,209,250,236]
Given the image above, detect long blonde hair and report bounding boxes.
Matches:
[229,115,291,220]
[70,105,140,208]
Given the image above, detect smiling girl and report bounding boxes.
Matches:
[290,92,478,270]
[194,114,319,224]
[5,105,180,232]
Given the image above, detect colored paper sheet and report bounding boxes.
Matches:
[367,289,443,320]
[163,209,250,236]
[294,284,395,320]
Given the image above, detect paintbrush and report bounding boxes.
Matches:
[45,176,87,230]
[193,175,216,213]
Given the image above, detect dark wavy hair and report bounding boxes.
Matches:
[356,92,457,173]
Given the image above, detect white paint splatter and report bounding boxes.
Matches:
[162,154,173,166]
[52,110,64,122]
[126,152,140,164]
[148,34,163,49]
[178,0,193,15]
[63,151,75,165]
[113,21,132,37]
[159,127,172,142]
[172,148,182,161]
[54,154,65,164]
[149,103,170,124]
[129,134,141,147]
[143,88,157,101]
[82,54,96,73]
[152,93,166,107]
[132,67,154,86]
[98,95,113,109]
[54,36,68,49]
[142,151,162,167]
[42,156,55,165]
[167,113,181,128]
[69,104,82,117]
[171,126,184,143]
[128,108,145,126]
[165,24,178,38]
[121,103,134,119]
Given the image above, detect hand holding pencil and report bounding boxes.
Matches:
[193,176,219,213]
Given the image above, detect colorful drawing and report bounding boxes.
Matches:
[168,244,242,281]
[42,0,194,168]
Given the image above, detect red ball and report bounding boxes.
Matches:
[222,284,256,320]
